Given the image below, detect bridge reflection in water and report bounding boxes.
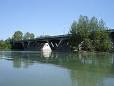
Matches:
[1,51,114,86]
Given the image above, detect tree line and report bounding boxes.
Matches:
[12,31,35,41]
[0,31,35,50]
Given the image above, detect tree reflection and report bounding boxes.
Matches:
[69,52,114,86]
[1,51,114,86]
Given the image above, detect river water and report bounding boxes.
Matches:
[0,51,114,86]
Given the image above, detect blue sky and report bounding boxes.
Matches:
[0,0,114,40]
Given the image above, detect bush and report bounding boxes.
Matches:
[81,39,94,51]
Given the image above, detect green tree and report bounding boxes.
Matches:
[12,31,23,41]
[23,32,35,40]
[0,40,6,49]
[30,33,35,39]
[70,15,112,51]
[5,37,12,49]
[0,40,11,49]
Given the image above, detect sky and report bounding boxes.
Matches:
[0,0,114,40]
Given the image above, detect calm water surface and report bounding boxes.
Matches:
[0,51,114,86]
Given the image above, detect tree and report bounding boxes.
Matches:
[0,40,11,49]
[69,15,112,51]
[23,32,31,40]
[0,40,6,49]
[12,31,23,41]
[5,37,12,49]
[30,33,35,39]
[23,32,35,40]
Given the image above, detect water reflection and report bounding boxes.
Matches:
[42,50,52,58]
[0,51,114,86]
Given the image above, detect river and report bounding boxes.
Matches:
[0,51,114,86]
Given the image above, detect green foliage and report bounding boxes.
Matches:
[12,31,35,41]
[81,39,94,51]
[0,40,11,50]
[0,31,36,50]
[70,15,112,52]
[30,33,35,39]
[23,32,35,40]
[12,31,23,41]
[5,37,12,49]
